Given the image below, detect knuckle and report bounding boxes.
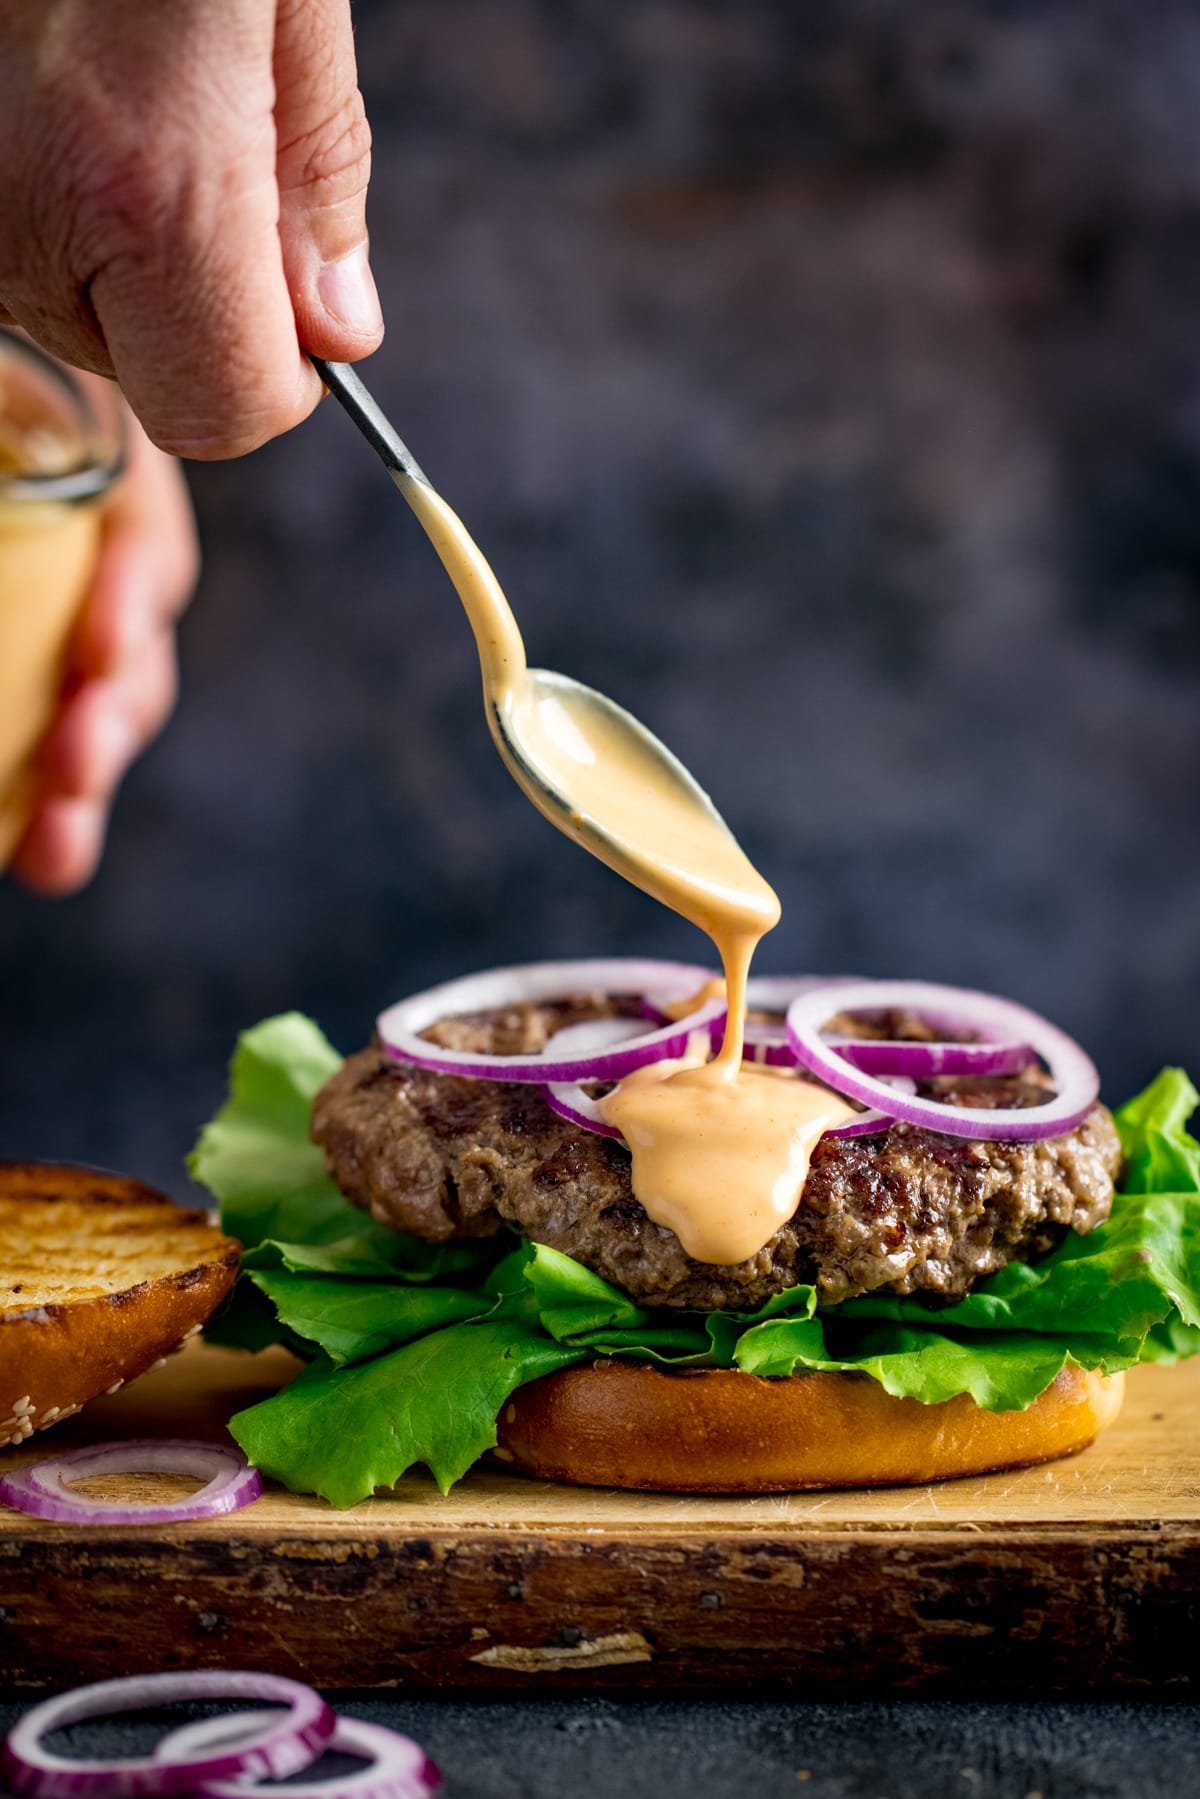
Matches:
[132,338,316,460]
[148,406,299,462]
[280,92,372,198]
[141,369,312,461]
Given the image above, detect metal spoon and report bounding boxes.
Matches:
[310,356,778,940]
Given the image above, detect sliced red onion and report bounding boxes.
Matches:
[746,975,859,1013]
[540,1021,642,1140]
[733,977,865,1067]
[822,1078,916,1138]
[377,959,725,1083]
[537,1017,650,1060]
[2,1673,335,1798]
[647,973,850,1028]
[153,1711,440,1799]
[539,1019,720,1143]
[788,980,1099,1143]
[742,1028,1035,1079]
[0,1440,263,1527]
[636,969,722,1020]
[741,1019,795,1067]
[543,1081,625,1139]
[827,1038,1037,1078]
[823,1109,896,1139]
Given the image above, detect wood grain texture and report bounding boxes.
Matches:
[0,1344,1198,1696]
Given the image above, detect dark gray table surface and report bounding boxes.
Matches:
[1,1695,1197,1799]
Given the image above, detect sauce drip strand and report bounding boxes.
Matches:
[401,475,852,1265]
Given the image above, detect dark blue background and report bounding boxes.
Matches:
[2,0,1199,1193]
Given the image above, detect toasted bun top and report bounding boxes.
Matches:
[0,1163,240,1447]
[497,1358,1125,1493]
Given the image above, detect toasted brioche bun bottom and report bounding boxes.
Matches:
[496,1359,1125,1491]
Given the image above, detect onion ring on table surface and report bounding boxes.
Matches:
[153,1710,440,1799]
[2,1672,334,1798]
[0,1439,263,1528]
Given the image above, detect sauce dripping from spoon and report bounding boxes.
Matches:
[314,358,853,1263]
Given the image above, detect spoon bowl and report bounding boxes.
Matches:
[498,667,775,938]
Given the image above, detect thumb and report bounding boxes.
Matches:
[273,0,383,360]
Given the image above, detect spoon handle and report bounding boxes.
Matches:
[309,356,429,487]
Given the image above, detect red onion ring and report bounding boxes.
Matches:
[643,976,856,1067]
[741,1019,794,1067]
[827,1038,1037,1078]
[154,1711,440,1799]
[377,959,725,1083]
[821,1079,917,1138]
[2,1673,336,1798]
[543,1082,625,1139]
[743,1028,1035,1079]
[734,980,1034,1079]
[787,980,1099,1143]
[539,1019,719,1143]
[736,977,863,1067]
[746,975,859,1013]
[637,972,721,1020]
[823,1109,897,1139]
[539,1020,646,1139]
[0,1441,263,1528]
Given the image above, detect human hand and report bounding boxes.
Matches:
[0,0,380,460]
[12,399,198,895]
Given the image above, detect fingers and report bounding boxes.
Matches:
[37,630,179,802]
[12,798,108,897]
[14,615,180,898]
[12,406,194,896]
[273,0,383,358]
[0,1,324,456]
[12,648,169,897]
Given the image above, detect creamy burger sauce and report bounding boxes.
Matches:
[400,475,853,1264]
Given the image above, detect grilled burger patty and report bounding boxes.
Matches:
[311,1000,1122,1310]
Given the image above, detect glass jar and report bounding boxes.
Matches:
[0,330,124,867]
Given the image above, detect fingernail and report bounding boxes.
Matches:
[318,244,383,338]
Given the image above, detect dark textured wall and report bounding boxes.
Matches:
[2,0,1199,1193]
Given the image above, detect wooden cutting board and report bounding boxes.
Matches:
[1,1344,1198,1698]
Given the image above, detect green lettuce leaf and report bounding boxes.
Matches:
[189,1014,352,1248]
[735,1318,1138,1407]
[1141,1316,1200,1363]
[241,1229,491,1284]
[203,1277,296,1356]
[230,1323,587,1505]
[247,1272,489,1366]
[520,1243,713,1360]
[1115,1068,1200,1193]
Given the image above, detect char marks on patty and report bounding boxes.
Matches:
[310,1000,1121,1309]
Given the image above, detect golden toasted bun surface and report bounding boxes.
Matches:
[0,1163,239,1448]
[497,1358,1125,1492]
